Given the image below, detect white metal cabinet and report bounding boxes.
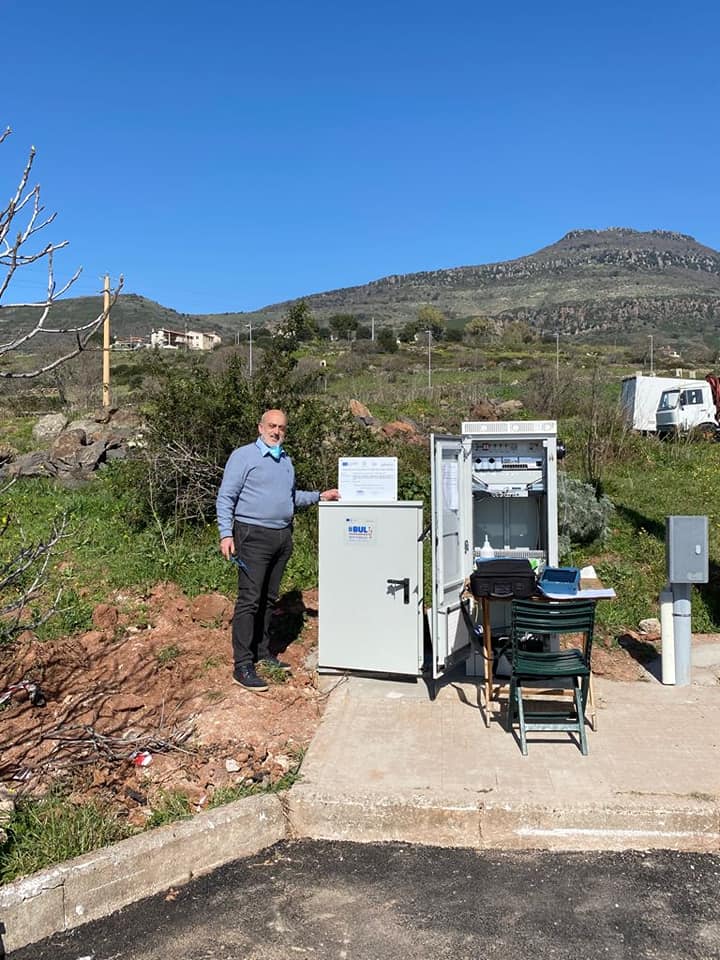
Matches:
[431,421,559,679]
[317,501,424,674]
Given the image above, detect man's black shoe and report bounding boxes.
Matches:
[258,655,291,672]
[233,665,269,691]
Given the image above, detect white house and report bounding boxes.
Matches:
[150,328,221,350]
[186,330,222,351]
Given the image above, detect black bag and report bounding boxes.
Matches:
[469,558,536,600]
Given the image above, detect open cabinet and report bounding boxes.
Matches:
[317,421,559,686]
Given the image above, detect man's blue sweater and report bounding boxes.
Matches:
[216,439,319,537]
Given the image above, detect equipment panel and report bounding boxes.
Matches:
[471,438,546,497]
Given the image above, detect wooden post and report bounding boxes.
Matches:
[102,274,111,408]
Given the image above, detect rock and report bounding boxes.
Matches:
[496,399,524,417]
[190,593,233,625]
[0,443,18,465]
[76,439,110,470]
[225,758,241,772]
[468,399,498,420]
[105,409,145,441]
[638,617,661,636]
[0,787,15,845]
[51,428,86,462]
[109,408,143,429]
[183,782,208,807]
[67,419,106,443]
[54,469,89,489]
[396,416,420,432]
[93,603,119,632]
[91,406,119,424]
[104,445,128,462]
[381,420,417,439]
[5,451,57,478]
[270,753,292,773]
[349,399,376,425]
[109,693,145,712]
[32,413,68,444]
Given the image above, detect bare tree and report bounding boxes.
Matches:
[0,126,123,379]
[0,127,122,645]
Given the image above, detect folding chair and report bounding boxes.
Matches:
[507,598,596,756]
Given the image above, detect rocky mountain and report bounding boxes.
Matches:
[3,229,720,344]
[233,228,720,338]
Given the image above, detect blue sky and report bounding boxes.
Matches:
[3,0,719,315]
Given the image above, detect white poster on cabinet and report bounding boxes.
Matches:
[338,457,398,501]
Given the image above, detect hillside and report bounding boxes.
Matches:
[232,228,720,338]
[3,228,720,344]
[0,292,222,344]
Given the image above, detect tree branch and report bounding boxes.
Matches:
[0,129,123,378]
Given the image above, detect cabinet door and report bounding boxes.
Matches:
[318,502,424,675]
[431,435,471,675]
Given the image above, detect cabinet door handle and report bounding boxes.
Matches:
[387,578,410,604]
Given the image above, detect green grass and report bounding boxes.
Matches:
[0,470,234,642]
[156,643,182,666]
[146,790,193,828]
[258,661,290,684]
[565,437,720,635]
[0,753,305,884]
[0,792,134,883]
[201,655,223,673]
[0,415,36,453]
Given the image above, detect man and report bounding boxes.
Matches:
[216,409,340,690]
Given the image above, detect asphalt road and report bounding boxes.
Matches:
[6,841,720,960]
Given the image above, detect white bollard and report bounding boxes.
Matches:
[660,584,675,684]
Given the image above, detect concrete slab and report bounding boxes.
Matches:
[291,667,720,852]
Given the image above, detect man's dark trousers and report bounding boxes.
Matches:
[231,521,293,670]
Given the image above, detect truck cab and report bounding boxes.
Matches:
[656,382,718,439]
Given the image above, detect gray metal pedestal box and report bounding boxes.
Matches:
[666,515,708,583]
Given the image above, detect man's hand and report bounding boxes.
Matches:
[220,536,235,560]
[319,489,340,502]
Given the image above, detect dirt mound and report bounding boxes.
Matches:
[0,583,324,826]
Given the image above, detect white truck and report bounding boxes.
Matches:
[656,376,720,439]
[620,373,696,433]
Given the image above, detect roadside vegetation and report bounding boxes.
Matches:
[2,310,719,884]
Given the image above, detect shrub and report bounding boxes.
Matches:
[117,353,386,533]
[558,473,614,559]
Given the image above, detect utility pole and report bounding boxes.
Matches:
[102,274,111,408]
[649,334,655,374]
[371,316,375,341]
[555,331,560,381]
[426,329,432,391]
[247,322,253,377]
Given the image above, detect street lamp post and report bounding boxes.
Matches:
[247,322,253,377]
